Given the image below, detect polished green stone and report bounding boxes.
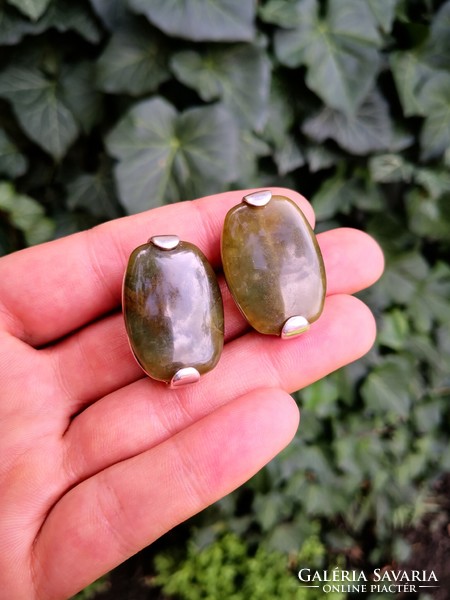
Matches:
[123,241,224,383]
[221,195,326,335]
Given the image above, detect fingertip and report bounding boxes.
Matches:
[319,227,385,295]
[245,387,301,444]
[354,296,378,356]
[343,228,385,284]
[332,294,377,358]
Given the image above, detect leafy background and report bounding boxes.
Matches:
[1,0,449,598]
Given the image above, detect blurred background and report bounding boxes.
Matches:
[1,0,449,598]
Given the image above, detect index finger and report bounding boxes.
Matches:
[0,188,314,346]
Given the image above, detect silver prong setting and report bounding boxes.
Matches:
[170,367,201,388]
[281,316,310,339]
[150,235,180,250]
[243,190,272,207]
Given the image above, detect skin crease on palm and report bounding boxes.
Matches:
[0,188,384,600]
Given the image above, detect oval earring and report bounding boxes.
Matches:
[123,235,224,387]
[221,190,326,338]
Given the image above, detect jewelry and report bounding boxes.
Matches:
[123,235,224,387]
[221,190,326,338]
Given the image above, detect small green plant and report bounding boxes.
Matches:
[153,529,345,600]
[72,575,109,599]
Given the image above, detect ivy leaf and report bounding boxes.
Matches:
[369,154,414,183]
[6,0,50,21]
[60,61,101,134]
[1,1,100,45]
[96,22,170,96]
[376,252,429,307]
[33,0,102,44]
[0,181,54,245]
[390,51,434,117]
[367,0,398,34]
[409,262,450,331]
[301,377,340,418]
[106,97,238,213]
[361,356,420,421]
[253,492,291,532]
[302,91,393,155]
[274,0,381,115]
[262,77,296,149]
[128,0,256,42]
[423,0,450,70]
[311,172,362,220]
[378,309,410,351]
[89,0,130,31]
[0,66,79,160]
[418,72,450,161]
[273,135,304,176]
[171,45,270,130]
[415,167,450,199]
[66,169,121,220]
[305,145,340,172]
[0,129,28,177]
[406,188,450,244]
[0,4,35,44]
[258,0,303,28]
[235,130,270,184]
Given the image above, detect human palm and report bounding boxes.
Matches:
[0,189,384,599]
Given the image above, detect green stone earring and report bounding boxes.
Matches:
[123,235,224,387]
[221,190,326,338]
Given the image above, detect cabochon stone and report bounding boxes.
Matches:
[221,195,326,335]
[123,241,224,382]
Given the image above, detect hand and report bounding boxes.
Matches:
[0,188,384,599]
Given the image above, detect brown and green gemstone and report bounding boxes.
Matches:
[123,238,224,383]
[221,193,326,336]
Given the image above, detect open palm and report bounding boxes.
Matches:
[0,189,384,599]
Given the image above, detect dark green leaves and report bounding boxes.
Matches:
[303,91,394,155]
[275,0,381,114]
[6,0,51,21]
[389,3,450,160]
[33,0,101,43]
[259,0,303,28]
[106,98,238,213]
[0,0,100,45]
[418,73,450,160]
[96,22,170,96]
[66,168,120,220]
[0,3,35,44]
[171,45,270,130]
[367,0,398,34]
[0,66,78,160]
[60,62,101,134]
[0,129,28,177]
[0,181,54,246]
[390,51,431,117]
[89,0,129,31]
[361,356,421,421]
[129,0,256,41]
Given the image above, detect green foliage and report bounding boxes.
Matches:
[128,0,256,42]
[1,0,449,595]
[105,98,238,212]
[72,576,109,599]
[274,0,382,115]
[153,529,345,600]
[0,181,54,250]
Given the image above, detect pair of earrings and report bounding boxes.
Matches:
[122,190,326,388]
